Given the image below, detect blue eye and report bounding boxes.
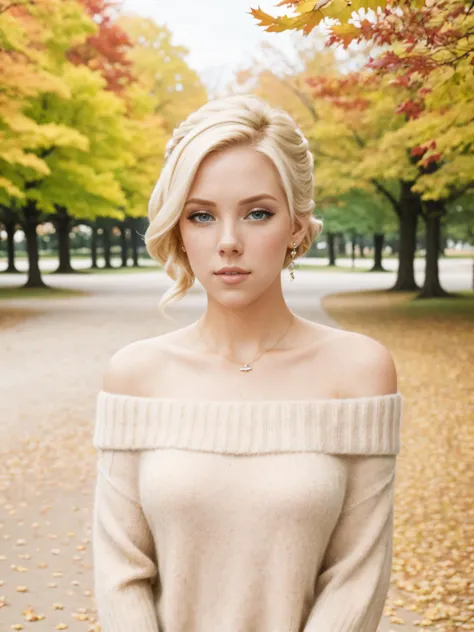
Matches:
[188,212,213,223]
[188,209,274,224]
[248,209,274,221]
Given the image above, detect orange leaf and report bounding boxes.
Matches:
[248,7,278,28]
[330,23,362,47]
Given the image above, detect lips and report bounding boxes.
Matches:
[215,265,250,275]
[214,271,251,284]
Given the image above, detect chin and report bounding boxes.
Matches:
[211,292,258,309]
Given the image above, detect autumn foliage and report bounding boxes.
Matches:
[0,0,207,286]
[68,0,135,93]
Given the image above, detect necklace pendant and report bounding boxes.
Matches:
[240,364,252,372]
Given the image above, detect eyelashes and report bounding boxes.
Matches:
[187,209,275,224]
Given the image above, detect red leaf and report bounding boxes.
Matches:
[68,0,135,93]
[411,145,426,157]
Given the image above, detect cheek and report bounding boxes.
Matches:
[250,229,288,267]
[258,232,286,253]
[184,232,213,260]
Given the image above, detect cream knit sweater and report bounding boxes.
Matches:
[92,390,404,632]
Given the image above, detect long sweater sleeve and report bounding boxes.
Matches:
[92,450,160,632]
[303,454,397,631]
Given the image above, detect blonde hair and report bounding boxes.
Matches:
[145,94,323,318]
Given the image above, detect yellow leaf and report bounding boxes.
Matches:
[322,0,357,22]
[294,0,331,13]
[330,23,362,47]
[248,7,279,28]
[0,177,25,199]
[249,6,317,32]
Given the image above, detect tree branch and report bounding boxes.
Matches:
[370,179,401,215]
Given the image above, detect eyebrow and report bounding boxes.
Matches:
[184,194,278,207]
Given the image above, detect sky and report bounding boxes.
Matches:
[120,0,326,95]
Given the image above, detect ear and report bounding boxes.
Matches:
[288,212,310,249]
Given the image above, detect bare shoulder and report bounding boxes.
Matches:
[328,330,399,398]
[101,335,170,397]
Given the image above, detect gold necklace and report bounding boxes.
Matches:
[198,315,295,372]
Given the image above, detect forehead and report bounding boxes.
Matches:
[187,145,285,199]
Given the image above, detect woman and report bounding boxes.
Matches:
[92,94,403,632]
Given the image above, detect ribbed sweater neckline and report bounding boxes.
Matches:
[93,390,404,456]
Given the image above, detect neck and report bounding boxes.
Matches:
[195,298,296,366]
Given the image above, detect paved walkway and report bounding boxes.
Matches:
[1,259,468,630]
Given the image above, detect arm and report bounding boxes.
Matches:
[93,343,160,631]
[93,449,160,632]
[303,454,397,631]
[303,334,400,630]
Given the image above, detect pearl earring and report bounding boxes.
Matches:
[289,242,297,281]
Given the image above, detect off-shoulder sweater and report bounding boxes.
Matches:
[92,391,404,632]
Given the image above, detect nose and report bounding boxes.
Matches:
[217,220,243,256]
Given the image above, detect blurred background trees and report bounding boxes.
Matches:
[1,0,472,296]
[246,0,474,296]
[0,0,207,285]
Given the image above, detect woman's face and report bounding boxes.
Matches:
[178,144,303,308]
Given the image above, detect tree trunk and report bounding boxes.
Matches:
[351,232,357,268]
[439,226,447,256]
[90,223,99,268]
[52,206,75,273]
[102,226,112,268]
[391,181,420,291]
[370,233,386,271]
[22,203,47,288]
[3,218,20,273]
[327,232,336,266]
[119,224,128,267]
[359,236,366,258]
[130,220,140,267]
[417,201,451,299]
[337,233,346,256]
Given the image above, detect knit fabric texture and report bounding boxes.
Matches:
[92,390,404,632]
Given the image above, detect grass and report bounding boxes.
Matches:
[322,288,474,319]
[396,289,474,317]
[80,264,160,275]
[0,286,87,300]
[296,263,388,273]
[0,262,161,279]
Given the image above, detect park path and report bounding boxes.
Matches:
[2,260,467,630]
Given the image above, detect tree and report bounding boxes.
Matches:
[250,0,474,298]
[0,0,95,204]
[22,63,131,282]
[1,0,133,286]
[69,0,136,94]
[250,0,446,42]
[110,14,208,267]
[117,15,208,131]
